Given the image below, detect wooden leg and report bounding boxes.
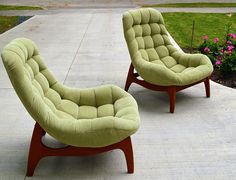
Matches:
[26,123,135,177]
[119,137,134,173]
[123,63,210,112]
[204,77,210,98]
[125,64,135,91]
[26,123,45,177]
[168,86,176,113]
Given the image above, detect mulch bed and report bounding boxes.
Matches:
[210,68,236,89]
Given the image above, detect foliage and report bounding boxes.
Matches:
[199,24,236,74]
[0,5,42,10]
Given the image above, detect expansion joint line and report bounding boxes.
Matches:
[63,14,94,84]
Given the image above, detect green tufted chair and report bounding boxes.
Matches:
[1,38,140,176]
[123,8,213,113]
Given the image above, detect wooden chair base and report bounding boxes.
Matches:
[125,63,211,113]
[26,123,134,177]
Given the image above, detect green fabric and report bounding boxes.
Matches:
[1,38,140,147]
[123,8,213,86]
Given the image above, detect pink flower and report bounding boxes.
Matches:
[213,37,219,43]
[228,33,236,39]
[215,60,221,66]
[227,41,232,45]
[228,45,234,51]
[202,35,208,41]
[220,49,224,53]
[204,47,210,53]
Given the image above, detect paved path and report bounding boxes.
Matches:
[1,0,235,8]
[0,9,236,180]
[1,7,236,16]
[1,0,236,16]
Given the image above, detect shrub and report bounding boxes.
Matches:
[199,24,236,74]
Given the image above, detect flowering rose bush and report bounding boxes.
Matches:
[199,32,236,74]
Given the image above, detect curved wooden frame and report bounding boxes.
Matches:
[26,123,134,177]
[125,63,210,113]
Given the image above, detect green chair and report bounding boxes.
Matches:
[1,38,140,176]
[123,8,213,113]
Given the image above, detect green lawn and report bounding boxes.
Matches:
[0,4,39,34]
[0,16,19,34]
[142,3,236,8]
[162,13,236,48]
[0,5,42,10]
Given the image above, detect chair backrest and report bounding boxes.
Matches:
[1,38,59,123]
[123,8,178,64]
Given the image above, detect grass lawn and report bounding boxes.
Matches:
[162,13,236,49]
[0,16,19,34]
[0,5,42,10]
[0,4,40,34]
[142,3,236,8]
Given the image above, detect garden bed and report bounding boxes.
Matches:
[211,69,236,89]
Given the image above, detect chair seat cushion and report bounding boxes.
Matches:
[42,85,140,147]
[1,38,140,148]
[133,53,213,86]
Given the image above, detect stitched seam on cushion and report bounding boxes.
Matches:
[111,86,114,104]
[130,12,136,26]
[182,67,195,73]
[77,106,80,120]
[15,41,29,60]
[168,63,178,69]
[93,89,97,107]
[94,89,98,118]
[148,8,151,24]
[3,49,25,64]
[112,103,115,117]
[18,39,31,58]
[76,92,81,119]
[179,66,187,73]
[75,103,79,120]
[51,83,63,98]
[138,10,142,25]
[140,9,144,24]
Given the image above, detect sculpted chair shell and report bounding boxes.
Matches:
[123,8,213,113]
[1,38,140,176]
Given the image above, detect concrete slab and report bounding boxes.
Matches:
[1,7,236,17]
[0,9,236,180]
[1,0,234,8]
[0,0,135,8]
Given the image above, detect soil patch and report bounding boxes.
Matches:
[211,69,236,89]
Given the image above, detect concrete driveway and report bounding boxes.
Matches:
[0,9,236,180]
[1,0,235,8]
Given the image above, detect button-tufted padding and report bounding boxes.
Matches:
[1,38,140,147]
[123,8,213,86]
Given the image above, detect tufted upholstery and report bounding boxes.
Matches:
[1,38,140,147]
[123,8,213,86]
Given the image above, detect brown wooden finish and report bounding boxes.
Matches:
[168,86,176,113]
[204,76,210,98]
[26,123,134,177]
[125,63,211,113]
